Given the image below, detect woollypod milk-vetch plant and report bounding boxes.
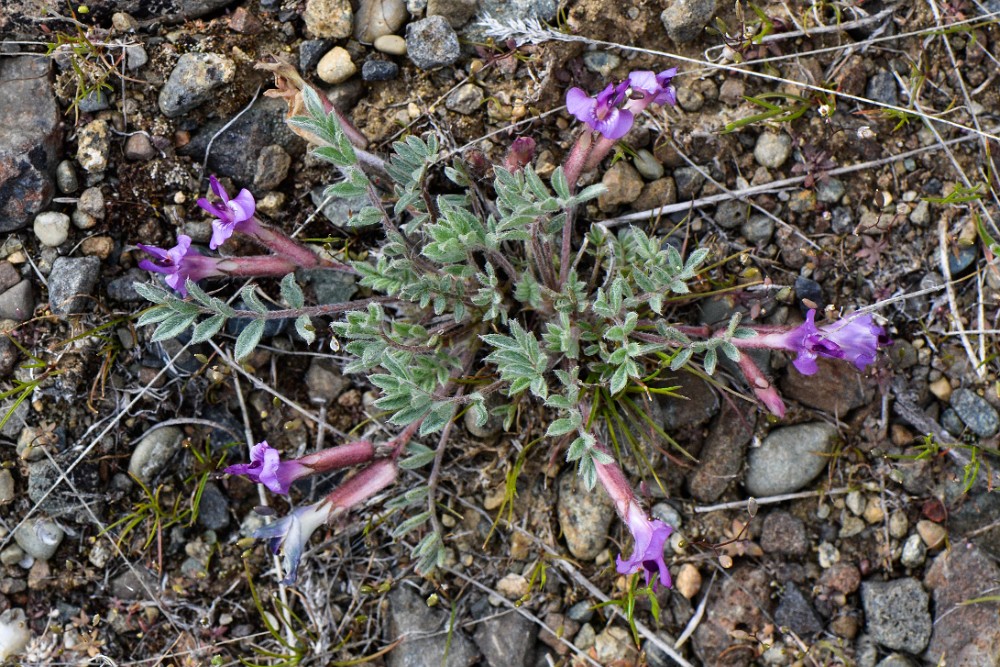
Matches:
[134,63,890,590]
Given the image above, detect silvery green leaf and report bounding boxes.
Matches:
[400,443,436,469]
[184,279,214,309]
[391,511,431,538]
[234,319,265,361]
[545,415,579,437]
[610,364,629,395]
[133,281,169,304]
[721,340,741,362]
[240,285,268,314]
[551,166,570,200]
[703,347,718,376]
[385,486,429,510]
[294,315,316,344]
[190,314,226,344]
[280,274,305,309]
[136,306,172,328]
[151,312,198,342]
[670,347,694,371]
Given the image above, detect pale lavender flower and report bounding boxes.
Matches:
[785,310,890,375]
[594,453,674,591]
[627,68,678,106]
[616,502,673,590]
[198,175,257,250]
[253,459,398,584]
[255,500,332,584]
[224,441,311,495]
[565,80,634,140]
[137,234,223,297]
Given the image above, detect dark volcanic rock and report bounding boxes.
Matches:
[0,56,61,232]
[179,97,306,188]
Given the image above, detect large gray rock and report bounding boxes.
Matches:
[744,422,838,496]
[924,544,1000,664]
[950,388,1000,437]
[48,256,100,315]
[386,586,479,667]
[158,53,235,118]
[861,578,931,654]
[0,280,34,321]
[557,469,615,560]
[473,609,537,667]
[686,402,754,502]
[0,56,61,232]
[180,97,306,188]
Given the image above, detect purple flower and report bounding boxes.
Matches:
[255,500,332,584]
[565,81,634,140]
[616,502,673,590]
[224,441,311,495]
[198,175,257,250]
[627,68,678,106]
[137,235,222,297]
[253,459,398,584]
[783,310,891,375]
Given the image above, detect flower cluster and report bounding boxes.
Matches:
[223,425,417,582]
[565,68,678,140]
[563,68,678,185]
[248,457,398,584]
[223,439,376,495]
[199,175,257,250]
[137,235,223,297]
[742,309,891,376]
[137,175,338,296]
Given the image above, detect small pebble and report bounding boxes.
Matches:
[124,133,157,161]
[582,50,620,77]
[406,16,460,70]
[888,510,908,538]
[900,534,926,567]
[317,47,356,84]
[0,470,13,505]
[632,149,664,180]
[445,83,484,115]
[33,212,70,247]
[846,490,865,516]
[754,132,792,169]
[81,236,114,259]
[374,35,407,55]
[361,60,400,81]
[76,119,111,172]
[55,160,78,194]
[125,45,148,70]
[675,563,701,599]
[863,498,885,524]
[72,210,97,230]
[928,377,952,401]
[917,520,946,549]
[111,11,138,32]
[496,573,529,600]
[77,187,105,219]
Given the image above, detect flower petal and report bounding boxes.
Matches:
[209,174,228,204]
[228,189,256,223]
[596,108,633,140]
[566,87,596,124]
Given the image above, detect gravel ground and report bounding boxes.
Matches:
[2,0,1000,665]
